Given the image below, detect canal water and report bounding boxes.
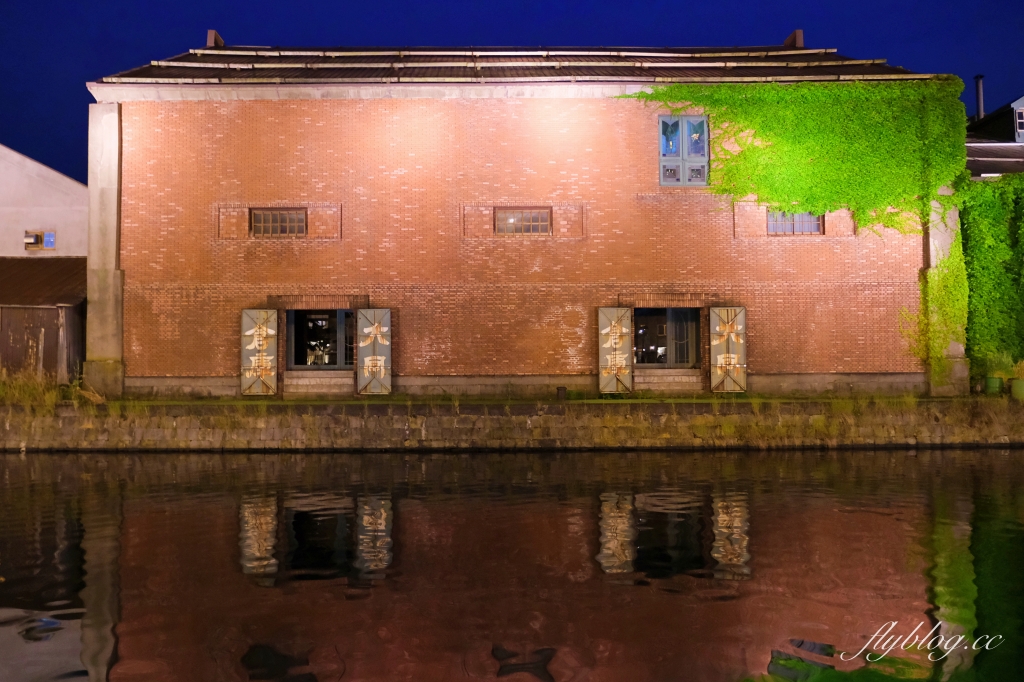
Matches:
[0,450,1022,682]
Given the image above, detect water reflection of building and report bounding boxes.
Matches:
[238,492,394,583]
[600,488,751,580]
[595,493,637,573]
[354,496,393,578]
[239,495,279,584]
[710,492,751,580]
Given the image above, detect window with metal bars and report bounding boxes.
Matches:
[767,211,823,235]
[493,208,551,235]
[250,209,307,238]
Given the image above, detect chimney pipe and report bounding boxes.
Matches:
[974,74,985,120]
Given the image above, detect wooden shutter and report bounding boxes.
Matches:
[710,307,746,392]
[598,307,633,393]
[241,309,278,396]
[356,308,392,394]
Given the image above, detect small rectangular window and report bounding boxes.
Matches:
[24,231,56,250]
[1016,109,1024,134]
[494,208,551,235]
[250,209,307,238]
[768,211,823,235]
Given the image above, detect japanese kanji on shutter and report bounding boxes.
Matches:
[241,309,278,396]
[357,308,392,395]
[598,307,633,393]
[710,306,746,392]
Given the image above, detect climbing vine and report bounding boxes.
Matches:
[627,79,972,384]
[956,173,1024,375]
[625,79,966,231]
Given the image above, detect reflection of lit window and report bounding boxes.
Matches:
[634,490,706,579]
[633,308,700,367]
[286,310,355,369]
[494,208,551,235]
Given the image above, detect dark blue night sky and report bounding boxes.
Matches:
[2,0,1022,183]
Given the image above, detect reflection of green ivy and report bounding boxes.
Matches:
[625,79,965,230]
[957,174,1024,376]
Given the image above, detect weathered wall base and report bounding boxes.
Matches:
[123,372,930,399]
[4,398,1022,452]
[748,373,928,395]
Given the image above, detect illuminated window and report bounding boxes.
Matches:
[633,308,700,368]
[250,209,307,237]
[286,310,355,369]
[768,211,823,235]
[494,208,551,235]
[659,115,709,187]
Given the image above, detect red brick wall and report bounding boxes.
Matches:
[118,97,924,378]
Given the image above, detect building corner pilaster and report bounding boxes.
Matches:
[84,102,124,397]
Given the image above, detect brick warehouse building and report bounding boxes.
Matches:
[82,31,956,398]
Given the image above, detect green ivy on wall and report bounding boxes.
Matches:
[957,173,1024,373]
[627,79,970,383]
[626,79,966,230]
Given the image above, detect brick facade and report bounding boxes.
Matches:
[115,96,924,393]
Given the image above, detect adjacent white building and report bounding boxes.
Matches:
[0,143,87,257]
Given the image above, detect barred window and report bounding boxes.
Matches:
[250,209,307,237]
[494,208,551,235]
[768,211,823,235]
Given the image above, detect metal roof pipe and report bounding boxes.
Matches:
[974,74,985,120]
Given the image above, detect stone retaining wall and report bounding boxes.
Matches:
[3,398,1023,451]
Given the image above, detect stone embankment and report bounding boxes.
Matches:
[3,397,1024,451]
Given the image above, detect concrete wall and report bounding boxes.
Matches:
[0,143,87,257]
[108,94,927,391]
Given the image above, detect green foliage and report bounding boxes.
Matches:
[626,79,966,230]
[957,173,1024,376]
[927,230,970,383]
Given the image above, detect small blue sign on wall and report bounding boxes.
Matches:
[43,232,56,249]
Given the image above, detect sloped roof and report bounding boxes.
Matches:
[966,94,1024,178]
[98,44,932,85]
[0,257,86,306]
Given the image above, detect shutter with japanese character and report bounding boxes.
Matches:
[598,307,633,393]
[241,309,278,396]
[356,309,392,394]
[710,307,746,392]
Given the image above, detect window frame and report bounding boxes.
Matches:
[767,211,824,236]
[632,307,701,369]
[286,309,355,371]
[658,114,709,187]
[1016,108,1024,135]
[493,207,553,236]
[250,208,308,238]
